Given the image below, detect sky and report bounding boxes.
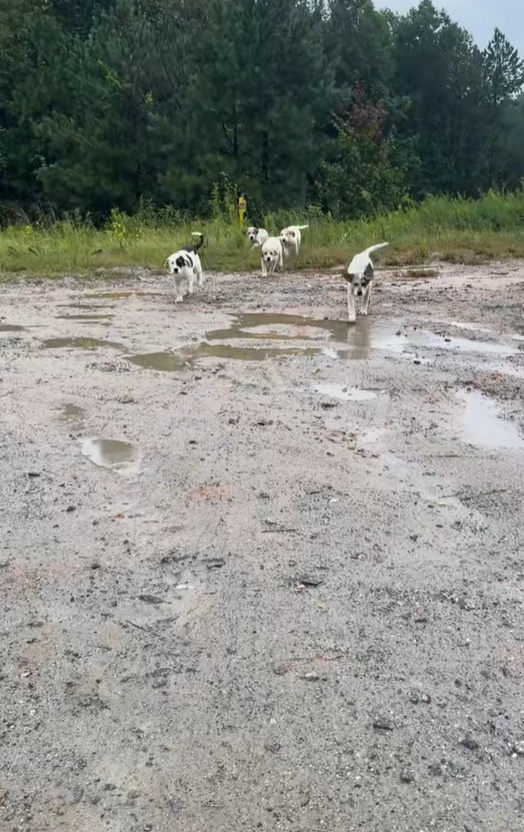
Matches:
[380,0,524,55]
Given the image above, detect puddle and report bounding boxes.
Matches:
[0,324,25,333]
[314,384,377,402]
[85,291,161,300]
[43,337,122,350]
[127,344,319,370]
[81,438,140,473]
[127,352,188,372]
[126,313,517,372]
[55,313,114,321]
[456,391,524,450]
[60,404,85,423]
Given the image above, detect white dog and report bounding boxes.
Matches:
[279,224,309,257]
[166,233,204,303]
[344,242,388,323]
[261,236,284,276]
[247,226,269,248]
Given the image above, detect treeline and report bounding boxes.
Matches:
[1,0,523,222]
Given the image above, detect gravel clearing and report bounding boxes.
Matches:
[1,262,524,831]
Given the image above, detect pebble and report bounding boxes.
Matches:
[298,573,324,587]
[400,769,414,783]
[460,736,479,751]
[302,672,321,682]
[138,594,164,605]
[373,716,395,731]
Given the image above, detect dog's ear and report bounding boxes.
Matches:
[339,268,352,283]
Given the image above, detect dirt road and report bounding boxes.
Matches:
[1,262,524,832]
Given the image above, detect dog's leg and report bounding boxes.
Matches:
[261,258,267,277]
[187,274,195,294]
[196,268,204,288]
[174,277,184,303]
[361,283,371,316]
[347,286,356,323]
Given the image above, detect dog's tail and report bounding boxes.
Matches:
[365,242,388,256]
[297,225,309,230]
[191,231,204,252]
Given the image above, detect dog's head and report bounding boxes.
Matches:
[264,248,279,263]
[247,227,259,242]
[344,264,374,296]
[167,253,191,275]
[280,228,295,244]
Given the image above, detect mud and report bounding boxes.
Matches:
[1,261,524,832]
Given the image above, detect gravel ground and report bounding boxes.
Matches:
[1,261,524,832]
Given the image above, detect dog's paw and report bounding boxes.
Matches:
[347,316,356,324]
[175,296,183,303]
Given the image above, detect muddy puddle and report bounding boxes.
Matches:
[122,313,516,372]
[85,291,162,300]
[456,390,524,450]
[314,384,378,402]
[0,324,25,333]
[81,438,140,473]
[55,313,114,321]
[43,337,122,350]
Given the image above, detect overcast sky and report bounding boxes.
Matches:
[380,1,524,55]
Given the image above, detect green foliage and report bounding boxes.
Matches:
[2,190,524,279]
[0,0,523,220]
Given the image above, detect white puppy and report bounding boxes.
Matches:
[344,242,388,323]
[261,236,284,276]
[279,224,309,257]
[247,226,269,248]
[166,233,204,303]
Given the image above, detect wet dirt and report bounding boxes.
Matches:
[2,262,524,832]
[59,403,86,424]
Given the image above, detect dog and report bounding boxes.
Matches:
[261,236,284,276]
[279,224,309,257]
[247,226,269,248]
[166,232,204,303]
[343,242,388,323]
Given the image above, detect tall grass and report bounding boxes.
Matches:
[1,190,523,280]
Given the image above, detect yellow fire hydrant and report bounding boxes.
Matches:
[238,194,247,228]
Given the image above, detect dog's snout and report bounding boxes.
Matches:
[174,267,179,273]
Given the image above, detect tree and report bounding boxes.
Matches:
[188,0,332,210]
[483,28,524,106]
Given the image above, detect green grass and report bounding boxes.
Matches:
[1,190,524,280]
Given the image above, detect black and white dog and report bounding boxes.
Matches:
[166,233,204,303]
[343,242,388,323]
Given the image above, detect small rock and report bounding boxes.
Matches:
[408,691,420,704]
[400,769,414,783]
[127,790,140,800]
[512,740,524,756]
[204,558,226,569]
[266,742,281,754]
[460,736,479,751]
[298,573,323,587]
[138,594,163,605]
[302,672,321,682]
[69,786,84,804]
[27,471,41,478]
[66,505,77,513]
[373,716,395,731]
[414,614,428,624]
